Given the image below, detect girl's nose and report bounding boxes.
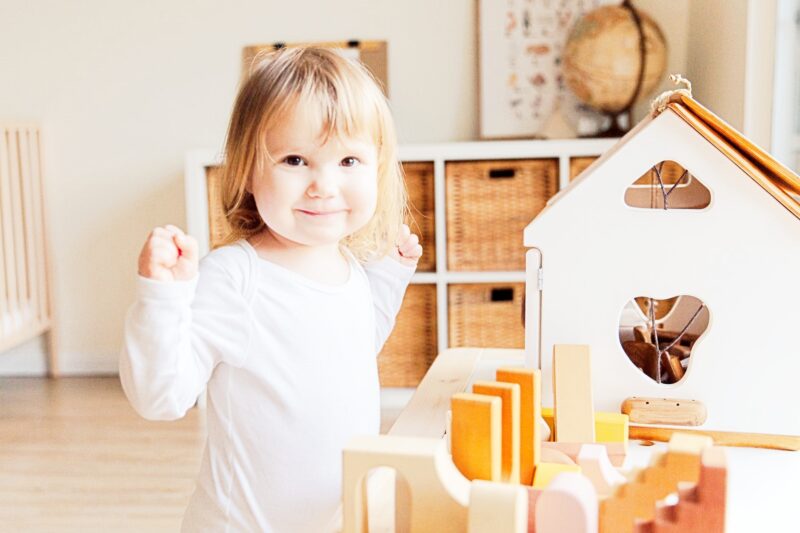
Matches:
[307,171,338,198]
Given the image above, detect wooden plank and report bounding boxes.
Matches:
[553,344,595,443]
[388,348,483,437]
[629,425,800,452]
[0,128,8,322]
[473,380,521,483]
[0,127,19,323]
[30,128,49,325]
[496,367,541,485]
[450,393,501,481]
[7,129,28,318]
[18,128,37,318]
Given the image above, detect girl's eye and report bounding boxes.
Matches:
[284,155,305,166]
[341,156,360,167]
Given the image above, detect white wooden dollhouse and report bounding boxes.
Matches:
[524,94,800,436]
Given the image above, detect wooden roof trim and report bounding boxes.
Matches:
[667,100,800,220]
[676,95,800,195]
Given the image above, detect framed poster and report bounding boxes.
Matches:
[478,0,612,139]
[241,40,388,96]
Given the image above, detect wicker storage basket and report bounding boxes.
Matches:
[448,283,525,348]
[378,284,438,387]
[569,156,597,181]
[446,159,558,271]
[206,165,232,249]
[402,162,436,272]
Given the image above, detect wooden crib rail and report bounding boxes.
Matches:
[0,124,57,376]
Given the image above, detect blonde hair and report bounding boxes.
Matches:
[218,46,408,262]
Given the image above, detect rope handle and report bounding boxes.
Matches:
[650,74,693,116]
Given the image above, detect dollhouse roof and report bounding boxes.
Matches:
[667,95,800,218]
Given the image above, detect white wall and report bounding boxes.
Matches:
[0,0,689,375]
[686,0,749,131]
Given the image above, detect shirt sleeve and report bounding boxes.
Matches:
[362,256,416,353]
[119,255,253,421]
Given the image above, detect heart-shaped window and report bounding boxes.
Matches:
[618,295,709,384]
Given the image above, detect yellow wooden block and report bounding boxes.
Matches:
[596,412,629,453]
[531,462,582,489]
[542,407,555,436]
[542,408,628,450]
[473,381,521,484]
[451,393,501,481]
[553,344,595,443]
[496,367,541,485]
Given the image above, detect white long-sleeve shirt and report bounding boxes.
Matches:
[119,240,415,532]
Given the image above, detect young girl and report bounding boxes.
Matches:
[120,47,422,532]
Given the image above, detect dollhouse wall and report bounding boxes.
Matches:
[524,109,800,436]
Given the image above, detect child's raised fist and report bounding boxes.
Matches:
[137,225,199,282]
[393,223,423,267]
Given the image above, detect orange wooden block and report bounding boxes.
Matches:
[473,381,521,484]
[497,367,541,485]
[451,393,502,481]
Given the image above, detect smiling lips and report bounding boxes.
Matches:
[296,208,347,217]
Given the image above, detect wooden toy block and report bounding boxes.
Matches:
[496,367,542,485]
[473,381,521,484]
[553,345,595,443]
[598,434,709,533]
[343,435,531,533]
[541,408,628,457]
[343,435,470,532]
[539,446,577,466]
[577,443,626,497]
[451,393,502,481]
[633,447,727,533]
[535,472,598,533]
[622,397,707,426]
[531,462,582,489]
[595,412,629,451]
[542,441,626,467]
[526,487,543,533]
[467,479,528,533]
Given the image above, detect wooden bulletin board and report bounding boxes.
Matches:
[241,40,389,96]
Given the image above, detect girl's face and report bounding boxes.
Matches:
[250,105,379,249]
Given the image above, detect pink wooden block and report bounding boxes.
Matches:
[535,472,597,533]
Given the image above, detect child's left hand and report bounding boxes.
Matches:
[392,223,423,267]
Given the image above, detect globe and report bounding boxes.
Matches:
[562,5,667,116]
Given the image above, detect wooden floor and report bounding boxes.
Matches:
[0,377,205,532]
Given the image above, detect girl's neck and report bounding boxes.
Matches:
[248,229,350,285]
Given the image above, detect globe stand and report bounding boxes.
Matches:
[593,110,632,138]
[577,0,647,139]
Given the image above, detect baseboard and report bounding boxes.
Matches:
[0,336,118,376]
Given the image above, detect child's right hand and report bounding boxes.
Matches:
[137,225,199,282]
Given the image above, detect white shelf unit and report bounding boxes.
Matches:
[397,138,617,357]
[185,138,618,392]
